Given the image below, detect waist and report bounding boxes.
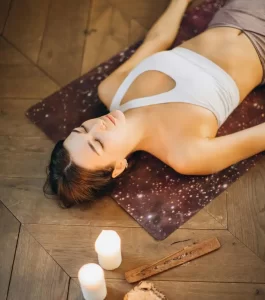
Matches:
[180,27,263,95]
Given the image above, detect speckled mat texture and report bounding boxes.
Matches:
[26,0,265,240]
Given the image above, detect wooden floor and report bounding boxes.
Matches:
[1,0,265,299]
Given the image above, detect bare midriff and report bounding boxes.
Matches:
[181,26,263,101]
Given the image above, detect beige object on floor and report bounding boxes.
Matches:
[124,281,167,300]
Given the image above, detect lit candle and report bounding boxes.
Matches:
[95,230,122,270]
[78,263,107,300]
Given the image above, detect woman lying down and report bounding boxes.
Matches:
[46,0,265,207]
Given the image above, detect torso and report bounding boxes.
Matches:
[100,27,264,168]
[182,27,263,100]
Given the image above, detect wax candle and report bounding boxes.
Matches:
[95,230,122,270]
[78,263,107,300]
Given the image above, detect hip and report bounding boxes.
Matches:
[208,0,265,85]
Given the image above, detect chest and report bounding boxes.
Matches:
[139,102,217,166]
[118,69,217,134]
[119,70,176,106]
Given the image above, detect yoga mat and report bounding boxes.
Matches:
[26,0,265,240]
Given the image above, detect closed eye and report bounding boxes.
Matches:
[72,125,103,154]
[95,138,104,149]
[80,126,104,150]
[81,125,88,132]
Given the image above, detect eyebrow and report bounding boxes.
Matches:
[72,126,100,156]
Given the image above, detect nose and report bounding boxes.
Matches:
[90,119,107,133]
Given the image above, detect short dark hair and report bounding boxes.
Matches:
[44,140,115,208]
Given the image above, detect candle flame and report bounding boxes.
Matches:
[78,263,104,286]
[95,230,121,255]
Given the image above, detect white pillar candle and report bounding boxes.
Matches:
[78,263,107,300]
[95,230,122,270]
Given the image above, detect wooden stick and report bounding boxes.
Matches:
[125,237,221,283]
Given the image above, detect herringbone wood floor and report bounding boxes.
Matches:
[0,0,265,299]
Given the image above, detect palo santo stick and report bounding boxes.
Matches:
[125,237,221,283]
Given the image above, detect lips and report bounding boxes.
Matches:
[106,114,116,125]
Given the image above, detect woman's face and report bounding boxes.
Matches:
[64,110,127,170]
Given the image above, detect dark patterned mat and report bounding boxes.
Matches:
[26,0,265,240]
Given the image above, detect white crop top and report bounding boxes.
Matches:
[110,47,240,127]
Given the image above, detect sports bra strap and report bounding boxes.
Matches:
[110,52,180,112]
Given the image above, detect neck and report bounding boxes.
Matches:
[123,109,152,156]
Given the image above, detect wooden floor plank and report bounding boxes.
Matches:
[38,0,91,86]
[70,278,132,300]
[26,225,265,282]
[0,99,48,137]
[180,209,225,230]
[0,0,11,34]
[82,0,204,73]
[7,226,69,300]
[0,38,30,65]
[227,158,265,261]
[0,39,58,98]
[71,278,265,300]
[0,64,58,98]
[0,38,58,98]
[205,193,227,228]
[0,136,52,153]
[0,177,140,227]
[81,0,152,74]
[0,175,225,230]
[110,8,130,46]
[89,0,110,26]
[95,33,127,70]
[0,202,20,300]
[67,279,83,300]
[0,136,52,178]
[128,18,147,44]
[81,1,114,74]
[3,0,51,63]
[107,0,168,29]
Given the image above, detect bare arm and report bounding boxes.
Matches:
[145,0,191,44]
[98,0,190,103]
[175,123,265,175]
[108,0,190,74]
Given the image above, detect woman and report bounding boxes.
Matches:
[47,0,265,207]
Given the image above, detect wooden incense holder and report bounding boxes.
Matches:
[125,237,221,283]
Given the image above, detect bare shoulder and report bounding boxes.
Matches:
[98,37,172,109]
[97,71,128,109]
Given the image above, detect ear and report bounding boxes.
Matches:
[112,159,128,178]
